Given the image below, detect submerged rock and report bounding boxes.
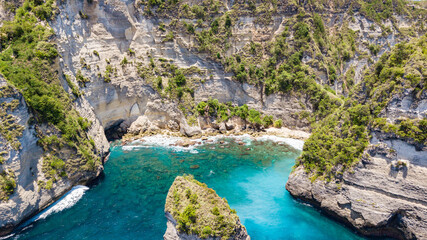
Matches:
[164,175,250,240]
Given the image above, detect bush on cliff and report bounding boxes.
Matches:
[0,0,102,192]
[298,34,427,179]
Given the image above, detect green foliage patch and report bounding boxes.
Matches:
[196,99,276,129]
[165,175,242,239]
[298,34,427,178]
[0,0,101,194]
[0,170,15,201]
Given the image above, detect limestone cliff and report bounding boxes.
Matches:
[52,0,314,137]
[0,1,109,234]
[50,0,426,138]
[0,75,109,236]
[164,175,250,240]
[0,0,426,237]
[286,35,427,239]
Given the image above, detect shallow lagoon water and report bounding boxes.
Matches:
[9,137,366,240]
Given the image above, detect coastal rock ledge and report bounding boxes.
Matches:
[286,142,427,240]
[164,175,250,240]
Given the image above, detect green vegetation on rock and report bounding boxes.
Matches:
[0,0,101,193]
[196,99,279,129]
[0,84,24,151]
[298,34,427,180]
[0,170,15,201]
[165,175,245,239]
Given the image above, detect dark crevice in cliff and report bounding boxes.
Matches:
[104,119,128,141]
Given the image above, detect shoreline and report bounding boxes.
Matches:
[117,127,309,152]
[119,127,310,149]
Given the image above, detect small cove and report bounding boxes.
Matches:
[9,136,367,240]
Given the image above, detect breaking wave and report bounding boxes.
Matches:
[20,185,89,229]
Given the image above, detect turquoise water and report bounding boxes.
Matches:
[9,137,367,240]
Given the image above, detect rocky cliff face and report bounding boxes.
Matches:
[164,175,250,240]
[0,0,426,237]
[287,88,427,239]
[51,0,318,136]
[0,73,109,236]
[50,0,423,138]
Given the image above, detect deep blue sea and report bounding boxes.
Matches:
[8,136,368,240]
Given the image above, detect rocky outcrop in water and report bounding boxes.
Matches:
[164,175,250,240]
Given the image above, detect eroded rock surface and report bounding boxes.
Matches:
[287,95,427,239]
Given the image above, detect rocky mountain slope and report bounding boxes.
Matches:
[0,0,426,238]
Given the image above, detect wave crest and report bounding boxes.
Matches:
[21,185,89,228]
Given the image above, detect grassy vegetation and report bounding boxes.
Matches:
[166,175,243,239]
[0,0,101,193]
[136,57,206,120]
[0,170,15,201]
[135,0,425,126]
[0,85,25,151]
[373,118,427,144]
[355,0,410,23]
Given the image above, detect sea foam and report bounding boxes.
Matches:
[20,185,89,228]
[119,134,305,152]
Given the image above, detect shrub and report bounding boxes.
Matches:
[196,101,207,115]
[79,10,88,19]
[120,56,128,65]
[76,69,90,87]
[200,226,213,239]
[186,22,195,34]
[163,31,175,42]
[0,170,16,200]
[156,76,163,90]
[211,206,220,216]
[369,44,380,55]
[236,104,249,120]
[128,48,135,56]
[248,109,262,127]
[177,204,197,233]
[32,95,65,124]
[225,15,232,29]
[262,115,273,127]
[173,70,186,86]
[274,119,283,128]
